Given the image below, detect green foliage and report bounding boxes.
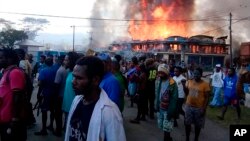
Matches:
[0,29,28,48]
[1,17,49,41]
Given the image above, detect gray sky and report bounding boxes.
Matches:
[0,0,95,33]
[0,0,250,47]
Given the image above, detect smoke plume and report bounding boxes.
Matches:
[89,0,128,48]
[194,0,250,57]
[89,0,250,50]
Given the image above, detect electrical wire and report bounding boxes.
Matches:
[0,11,247,22]
[196,15,250,36]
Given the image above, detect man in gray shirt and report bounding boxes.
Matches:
[53,55,68,136]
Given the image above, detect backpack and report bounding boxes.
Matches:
[6,66,33,122]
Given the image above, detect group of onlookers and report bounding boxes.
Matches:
[125,55,250,141]
[0,46,249,141]
[125,56,208,141]
[0,48,127,141]
[209,62,250,121]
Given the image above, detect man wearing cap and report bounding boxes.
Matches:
[209,64,224,107]
[98,53,122,110]
[155,64,178,141]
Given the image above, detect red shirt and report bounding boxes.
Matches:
[0,66,25,123]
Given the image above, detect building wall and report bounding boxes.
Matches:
[240,42,250,57]
[187,55,224,71]
[28,46,41,62]
[240,42,250,63]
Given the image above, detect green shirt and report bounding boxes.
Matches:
[114,71,126,112]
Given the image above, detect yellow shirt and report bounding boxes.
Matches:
[186,80,210,108]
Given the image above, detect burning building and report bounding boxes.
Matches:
[240,42,250,63]
[111,35,228,70]
[127,0,195,40]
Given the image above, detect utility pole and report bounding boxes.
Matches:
[71,25,75,52]
[88,31,93,48]
[229,13,233,67]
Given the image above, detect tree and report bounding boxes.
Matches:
[0,18,15,29]
[21,17,49,39]
[0,29,28,48]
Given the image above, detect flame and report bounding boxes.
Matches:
[152,7,165,18]
[128,0,194,40]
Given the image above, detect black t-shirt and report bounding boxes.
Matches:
[69,99,97,141]
[146,67,157,91]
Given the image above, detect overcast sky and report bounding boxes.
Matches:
[0,0,250,47]
[0,0,95,34]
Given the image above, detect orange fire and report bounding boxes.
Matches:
[128,0,194,40]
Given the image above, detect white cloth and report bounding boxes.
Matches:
[173,75,186,98]
[215,64,221,67]
[245,93,250,108]
[64,89,126,141]
[187,70,194,80]
[19,60,32,77]
[210,71,224,88]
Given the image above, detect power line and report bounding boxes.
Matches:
[196,15,250,36]
[0,11,248,22]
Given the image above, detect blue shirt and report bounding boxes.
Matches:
[100,72,121,108]
[38,66,56,96]
[224,74,238,98]
[62,72,76,113]
[38,63,46,73]
[52,63,60,75]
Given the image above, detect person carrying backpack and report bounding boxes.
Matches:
[15,49,36,126]
[0,48,27,141]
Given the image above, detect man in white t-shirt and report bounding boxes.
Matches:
[210,64,224,107]
[173,66,186,127]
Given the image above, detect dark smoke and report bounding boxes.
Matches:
[89,0,250,51]
[89,0,196,47]
[194,0,250,57]
[89,0,128,48]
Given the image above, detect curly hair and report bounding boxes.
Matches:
[0,47,20,66]
[67,52,80,71]
[76,56,104,81]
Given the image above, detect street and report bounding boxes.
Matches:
[27,84,229,141]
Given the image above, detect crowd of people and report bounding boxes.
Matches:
[0,47,249,141]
